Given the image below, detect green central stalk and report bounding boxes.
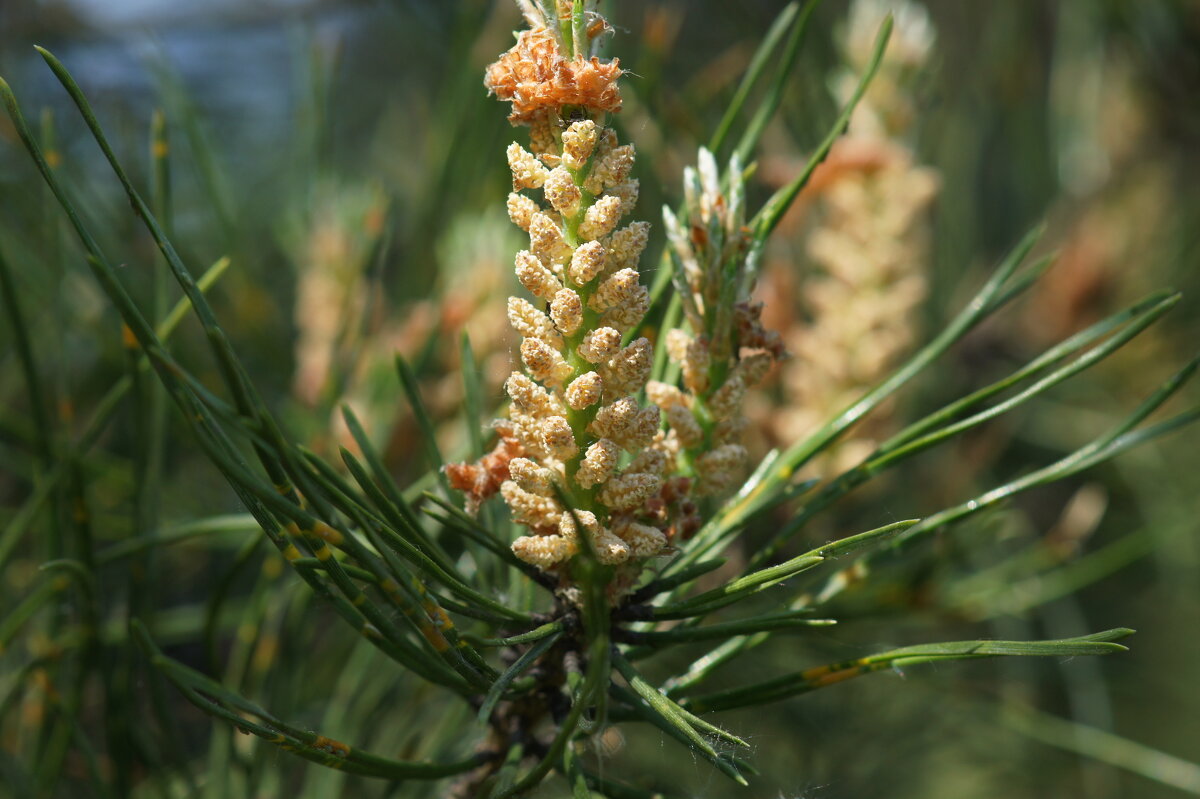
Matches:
[557,140,602,512]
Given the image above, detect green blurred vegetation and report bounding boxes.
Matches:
[1,1,1197,797]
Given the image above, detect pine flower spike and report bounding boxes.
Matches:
[655,148,785,494]
[765,0,939,466]
[449,7,673,580]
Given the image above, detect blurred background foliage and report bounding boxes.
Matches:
[0,0,1197,797]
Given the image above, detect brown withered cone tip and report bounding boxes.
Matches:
[484,27,622,125]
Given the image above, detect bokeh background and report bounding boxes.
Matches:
[1,1,1198,797]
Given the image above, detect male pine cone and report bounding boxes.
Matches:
[448,20,678,578]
